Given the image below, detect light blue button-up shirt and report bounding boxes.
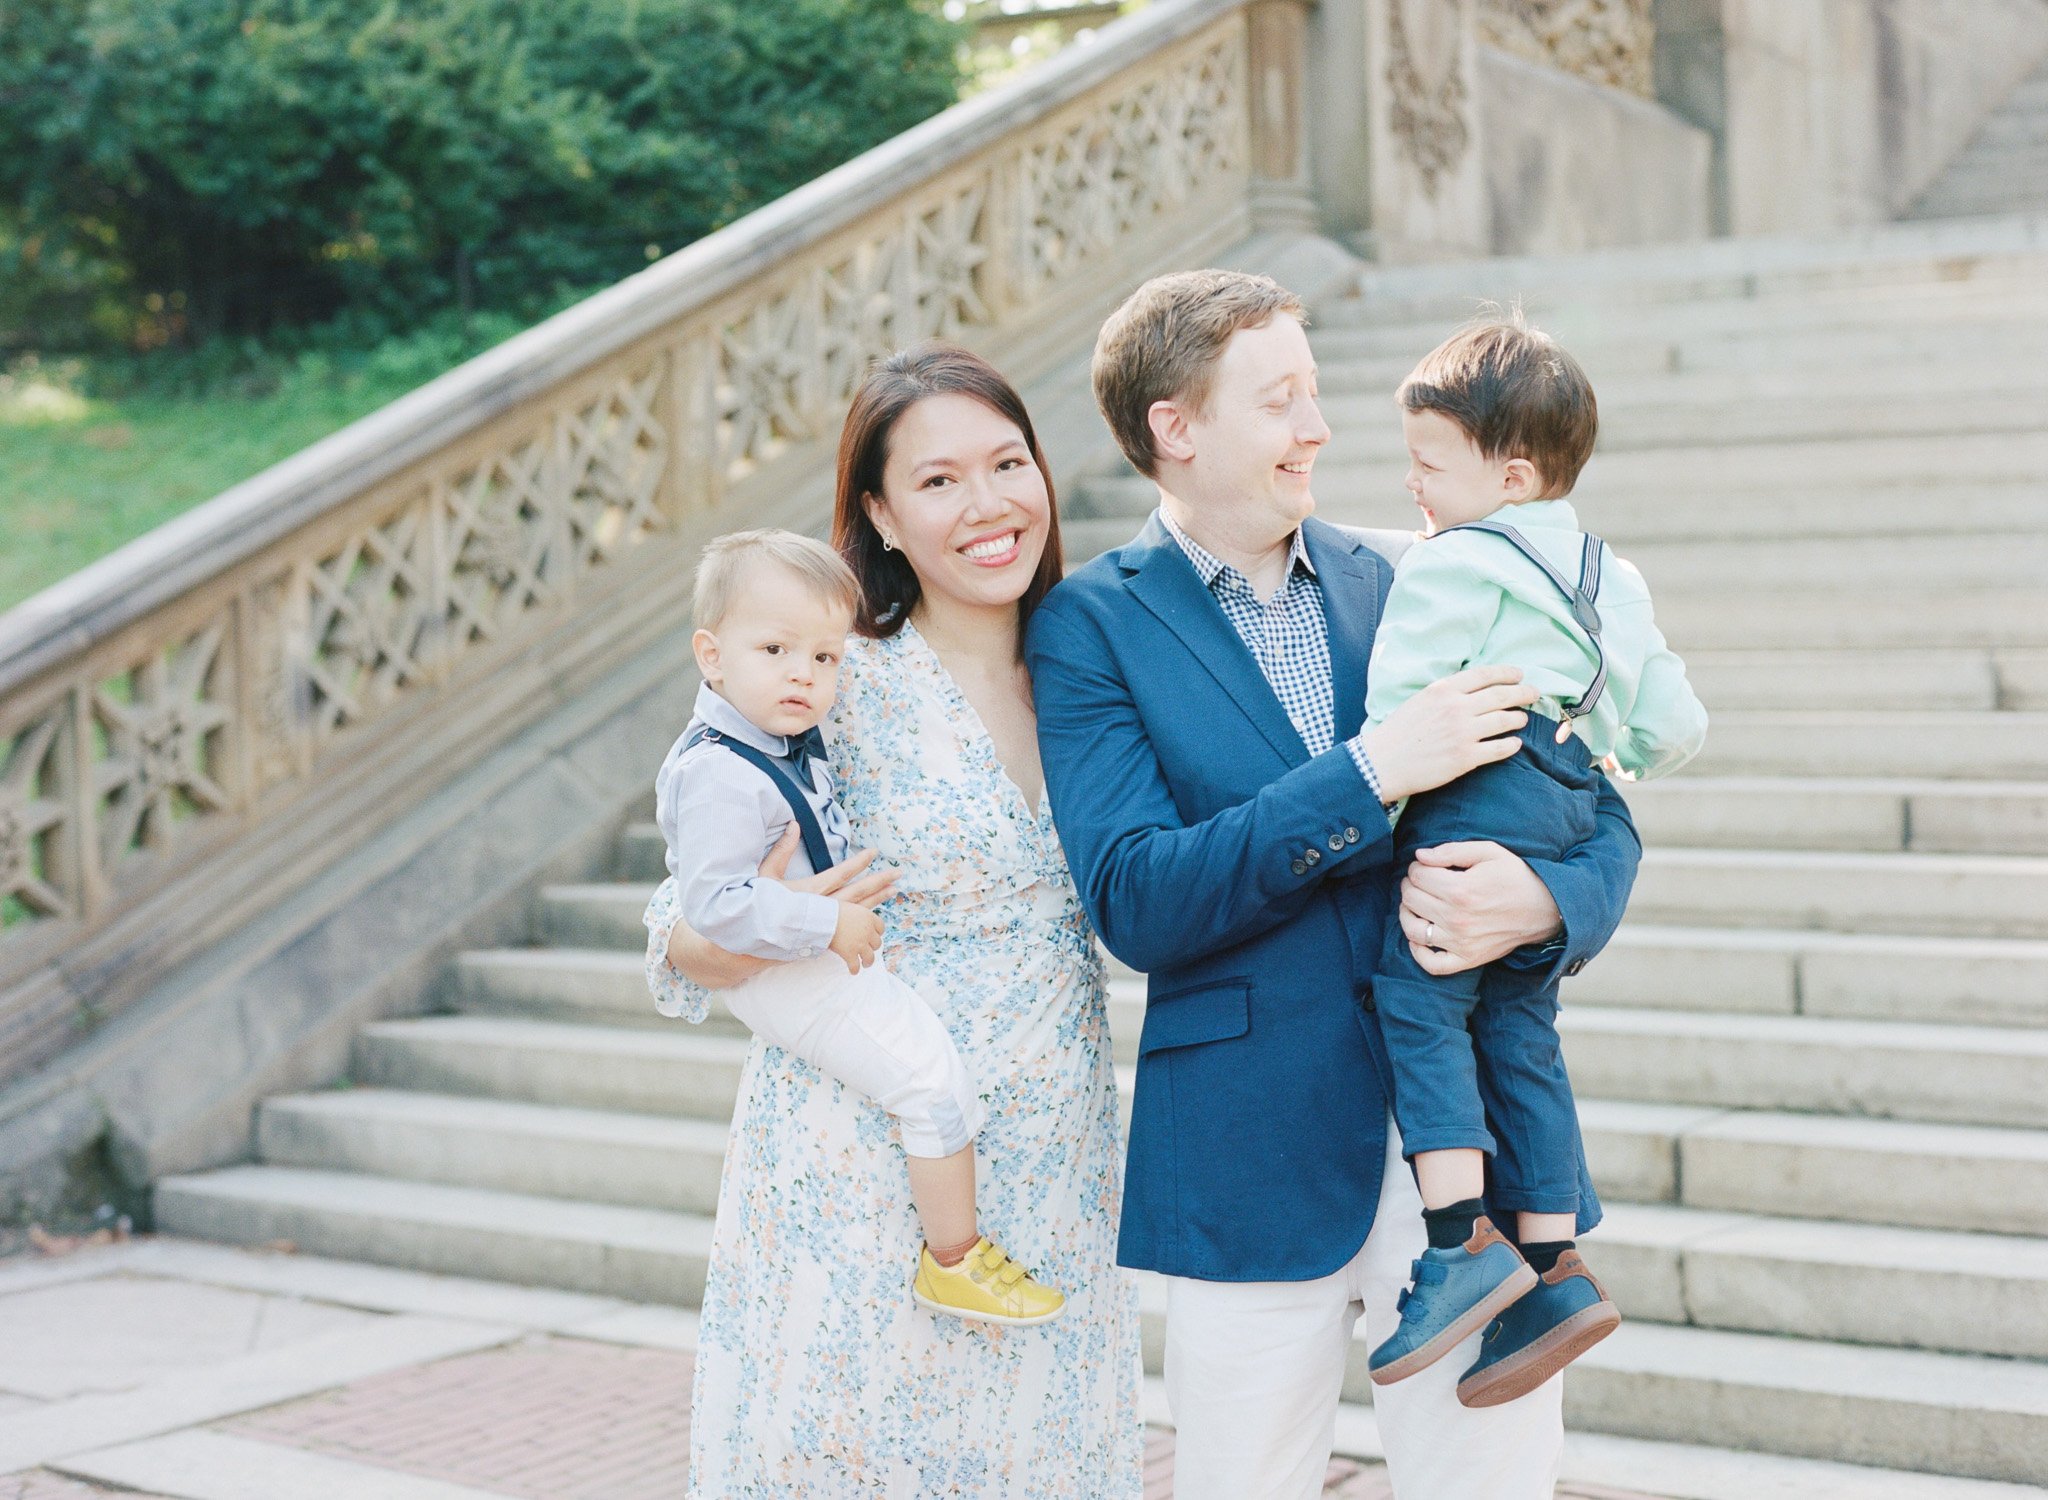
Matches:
[654,682,853,962]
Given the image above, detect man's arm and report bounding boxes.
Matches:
[1028,602,1395,975]
[1399,773,1642,981]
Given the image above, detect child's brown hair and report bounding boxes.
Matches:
[1399,313,1598,499]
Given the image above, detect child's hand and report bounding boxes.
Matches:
[829,901,884,974]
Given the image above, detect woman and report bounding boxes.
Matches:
[644,343,1145,1496]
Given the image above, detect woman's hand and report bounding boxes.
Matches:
[1396,840,1563,975]
[665,826,901,988]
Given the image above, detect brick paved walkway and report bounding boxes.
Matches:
[214,1337,1656,1499]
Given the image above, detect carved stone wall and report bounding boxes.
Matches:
[1480,0,1655,96]
[0,4,1263,1086]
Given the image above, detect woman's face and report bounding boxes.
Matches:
[866,392,1052,618]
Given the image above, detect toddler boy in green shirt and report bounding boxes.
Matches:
[1362,318,1707,1408]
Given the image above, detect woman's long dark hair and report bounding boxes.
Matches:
[832,341,1064,643]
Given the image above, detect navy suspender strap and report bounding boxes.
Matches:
[682,725,836,874]
[1448,520,1610,727]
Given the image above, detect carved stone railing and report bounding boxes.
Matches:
[1478,0,1654,97]
[0,0,1313,1085]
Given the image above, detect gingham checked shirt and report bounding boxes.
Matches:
[1159,509,1388,802]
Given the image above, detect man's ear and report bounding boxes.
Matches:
[1502,457,1543,503]
[692,627,722,684]
[1146,399,1196,466]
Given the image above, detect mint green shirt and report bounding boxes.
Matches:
[1362,499,1707,780]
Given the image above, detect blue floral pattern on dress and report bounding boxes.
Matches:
[644,621,1144,1498]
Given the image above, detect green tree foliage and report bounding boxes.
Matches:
[0,0,964,348]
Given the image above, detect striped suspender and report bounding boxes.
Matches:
[1447,520,1609,730]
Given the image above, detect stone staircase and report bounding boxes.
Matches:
[150,215,2048,1495]
[1907,54,2048,220]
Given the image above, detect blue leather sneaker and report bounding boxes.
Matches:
[1456,1248,1620,1408]
[1368,1215,1538,1386]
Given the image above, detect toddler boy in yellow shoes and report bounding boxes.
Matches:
[656,528,1063,1327]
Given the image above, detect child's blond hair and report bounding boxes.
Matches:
[693,529,860,631]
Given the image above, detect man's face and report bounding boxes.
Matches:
[1177,315,1330,545]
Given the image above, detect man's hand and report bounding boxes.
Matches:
[1358,666,1538,804]
[1398,839,1563,975]
[829,902,884,973]
[666,826,900,987]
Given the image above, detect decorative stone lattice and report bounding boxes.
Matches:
[1386,0,1471,198]
[90,621,235,869]
[0,12,1262,1047]
[1479,0,1655,97]
[0,706,74,928]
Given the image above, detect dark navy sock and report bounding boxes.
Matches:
[1423,1197,1485,1250]
[1521,1239,1574,1275]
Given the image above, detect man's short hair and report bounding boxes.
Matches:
[693,528,859,632]
[1092,269,1307,478]
[1399,314,1599,499]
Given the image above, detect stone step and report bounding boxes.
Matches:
[1685,711,2048,780]
[1679,649,2024,714]
[1312,314,2048,385]
[1622,776,2048,855]
[1656,1108,2048,1237]
[353,1013,2048,1236]
[1575,924,2048,1030]
[1556,1006,2048,1129]
[1310,389,2048,457]
[250,1083,2048,1364]
[1655,587,2048,651]
[534,883,665,951]
[617,825,668,885]
[257,1088,729,1214]
[1615,533,2048,593]
[151,1163,713,1306]
[1629,847,2048,939]
[1131,1273,2048,1485]
[355,1013,751,1117]
[151,1158,2048,1482]
[444,947,677,1030]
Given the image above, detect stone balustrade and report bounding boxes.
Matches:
[0,0,1311,1085]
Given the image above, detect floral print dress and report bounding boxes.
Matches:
[643,621,1144,1498]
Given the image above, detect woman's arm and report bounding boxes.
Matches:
[664,826,900,988]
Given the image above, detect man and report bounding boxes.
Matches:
[1026,270,1640,1499]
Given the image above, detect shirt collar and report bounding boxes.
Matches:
[1158,507,1317,592]
[691,680,809,761]
[1491,498,1580,532]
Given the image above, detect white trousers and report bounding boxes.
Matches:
[719,956,985,1158]
[1162,1119,1564,1500]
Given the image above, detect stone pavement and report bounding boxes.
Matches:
[0,1236,1668,1500]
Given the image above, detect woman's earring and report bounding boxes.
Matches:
[881,534,896,552]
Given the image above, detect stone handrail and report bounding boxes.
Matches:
[0,0,1313,1083]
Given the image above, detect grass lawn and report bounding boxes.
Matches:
[0,304,545,615]
[0,362,429,614]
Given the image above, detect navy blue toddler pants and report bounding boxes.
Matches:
[1374,714,1601,1216]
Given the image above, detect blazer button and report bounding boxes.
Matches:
[1345,827,1361,844]
[1327,833,1345,852]
[1291,859,1307,876]
[1304,847,1322,866]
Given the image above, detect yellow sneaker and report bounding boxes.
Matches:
[913,1238,1066,1326]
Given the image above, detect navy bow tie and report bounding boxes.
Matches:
[783,727,828,781]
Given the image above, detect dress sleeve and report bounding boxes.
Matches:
[643,875,712,1023]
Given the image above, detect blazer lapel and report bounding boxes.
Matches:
[1304,517,1381,739]
[1120,516,1309,769]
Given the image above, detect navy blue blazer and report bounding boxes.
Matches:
[1026,513,1641,1282]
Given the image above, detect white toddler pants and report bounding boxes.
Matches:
[1162,1118,1565,1500]
[719,956,985,1158]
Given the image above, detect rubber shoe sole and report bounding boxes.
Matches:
[912,1288,1066,1327]
[1456,1299,1622,1408]
[1369,1262,1539,1386]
